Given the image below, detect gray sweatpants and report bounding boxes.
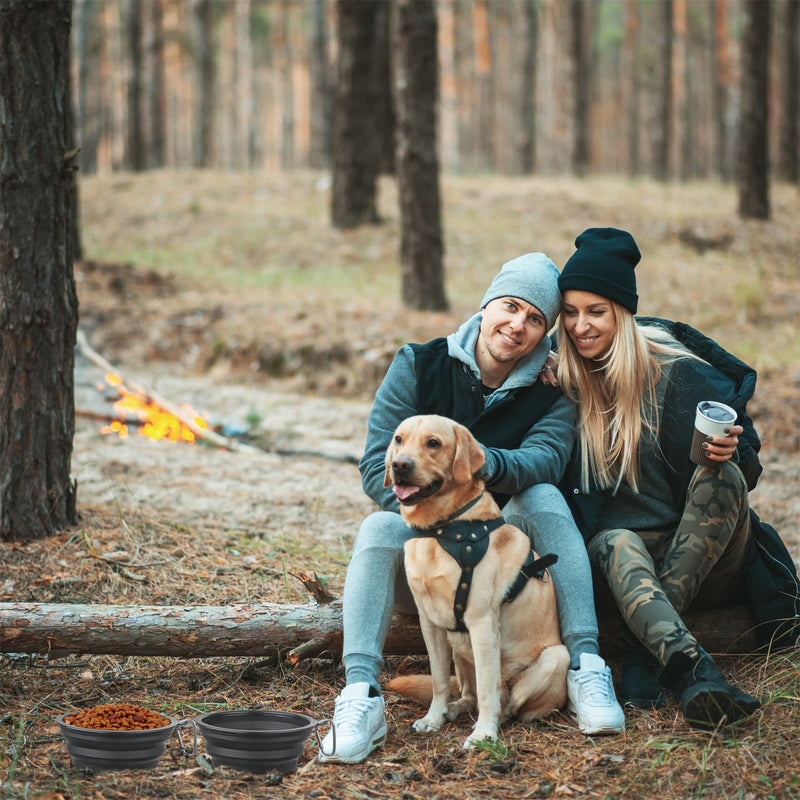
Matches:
[341,483,600,693]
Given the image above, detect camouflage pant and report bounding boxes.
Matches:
[587,461,751,665]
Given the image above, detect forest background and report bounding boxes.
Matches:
[1,1,799,799]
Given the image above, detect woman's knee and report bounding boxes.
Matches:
[588,528,647,570]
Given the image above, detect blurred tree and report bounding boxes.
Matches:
[374,0,396,175]
[777,0,799,183]
[654,0,673,180]
[738,0,771,219]
[278,0,294,169]
[570,0,591,176]
[0,0,78,542]
[331,0,380,228]
[308,0,332,168]
[192,0,216,167]
[392,0,447,311]
[710,0,731,181]
[235,0,253,169]
[146,0,166,169]
[622,0,640,176]
[123,0,145,171]
[516,0,537,174]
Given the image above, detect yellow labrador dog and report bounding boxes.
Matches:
[384,414,569,748]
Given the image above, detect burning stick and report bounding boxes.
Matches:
[76,329,247,452]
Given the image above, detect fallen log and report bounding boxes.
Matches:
[0,600,763,659]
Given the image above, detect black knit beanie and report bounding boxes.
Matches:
[558,227,641,313]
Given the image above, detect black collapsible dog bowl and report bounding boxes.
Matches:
[56,715,197,771]
[196,710,329,773]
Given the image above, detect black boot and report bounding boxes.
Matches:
[620,634,665,709]
[659,651,761,730]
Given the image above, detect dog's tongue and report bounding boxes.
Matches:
[393,484,420,501]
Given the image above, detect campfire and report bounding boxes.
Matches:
[100,372,209,444]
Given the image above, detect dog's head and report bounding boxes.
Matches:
[383,415,485,522]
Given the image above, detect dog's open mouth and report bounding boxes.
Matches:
[392,479,443,505]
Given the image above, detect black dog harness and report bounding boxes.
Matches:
[409,497,558,633]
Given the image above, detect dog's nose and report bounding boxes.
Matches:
[391,456,414,476]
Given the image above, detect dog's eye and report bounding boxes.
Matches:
[426,439,441,449]
[394,435,402,445]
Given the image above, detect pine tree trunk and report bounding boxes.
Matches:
[308,0,332,169]
[571,0,590,176]
[192,0,216,168]
[738,0,771,219]
[393,0,447,311]
[330,0,380,228]
[123,0,145,171]
[777,0,799,182]
[711,0,731,181]
[146,0,166,169]
[0,0,78,542]
[622,0,640,176]
[374,0,396,176]
[279,0,295,170]
[654,0,673,181]
[516,0,537,174]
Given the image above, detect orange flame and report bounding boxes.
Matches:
[101,372,208,444]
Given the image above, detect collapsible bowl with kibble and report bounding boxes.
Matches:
[57,701,331,773]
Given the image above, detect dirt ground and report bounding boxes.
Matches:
[2,172,800,799]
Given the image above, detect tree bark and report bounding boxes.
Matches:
[191,0,216,168]
[123,0,145,171]
[0,600,762,658]
[308,0,333,169]
[146,0,166,169]
[622,0,640,176]
[710,0,731,181]
[738,0,771,219]
[330,0,381,228]
[279,0,295,170]
[570,0,590,177]
[392,0,447,311]
[0,0,78,542]
[654,0,673,181]
[516,0,537,174]
[777,0,799,183]
[374,0,396,175]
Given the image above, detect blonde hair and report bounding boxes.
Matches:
[557,305,699,493]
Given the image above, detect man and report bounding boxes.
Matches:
[320,253,624,764]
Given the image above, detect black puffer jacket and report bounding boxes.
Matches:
[560,317,799,649]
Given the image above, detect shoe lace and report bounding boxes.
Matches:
[574,669,616,705]
[333,698,374,733]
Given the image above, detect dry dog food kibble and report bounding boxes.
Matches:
[64,703,171,730]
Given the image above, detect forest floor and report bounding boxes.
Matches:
[1,171,799,800]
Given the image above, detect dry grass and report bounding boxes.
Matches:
[1,170,799,799]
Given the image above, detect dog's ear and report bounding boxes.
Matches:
[452,423,485,484]
[383,437,395,488]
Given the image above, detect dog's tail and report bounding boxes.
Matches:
[385,674,460,705]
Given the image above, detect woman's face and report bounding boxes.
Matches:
[562,290,617,359]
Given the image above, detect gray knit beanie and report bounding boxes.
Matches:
[480,252,561,330]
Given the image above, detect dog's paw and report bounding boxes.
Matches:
[463,727,499,749]
[445,698,474,722]
[411,714,446,733]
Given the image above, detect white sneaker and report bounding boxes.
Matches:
[318,682,387,764]
[567,653,625,735]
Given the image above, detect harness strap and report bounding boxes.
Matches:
[409,514,558,634]
[503,552,558,604]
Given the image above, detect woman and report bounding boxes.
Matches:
[554,227,798,730]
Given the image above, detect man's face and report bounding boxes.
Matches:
[478,296,547,366]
